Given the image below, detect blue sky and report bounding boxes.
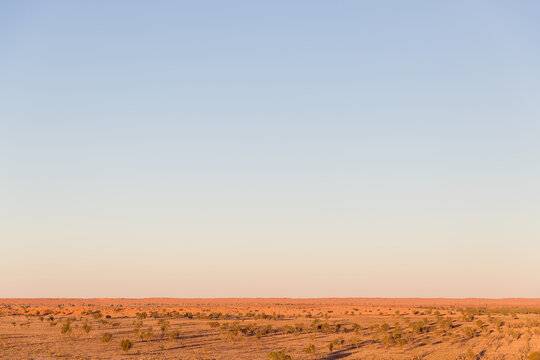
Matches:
[1,1,539,297]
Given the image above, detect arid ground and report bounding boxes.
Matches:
[2,298,540,359]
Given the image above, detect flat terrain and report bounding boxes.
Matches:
[2,298,540,359]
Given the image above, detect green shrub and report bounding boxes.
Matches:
[92,311,103,320]
[101,333,113,342]
[82,319,91,334]
[133,320,143,335]
[350,336,362,348]
[168,329,180,340]
[409,321,427,333]
[60,320,71,335]
[304,344,316,355]
[476,319,484,329]
[438,317,453,329]
[282,325,295,334]
[462,327,476,338]
[158,319,170,334]
[120,339,133,353]
[140,326,153,340]
[327,342,334,352]
[267,350,291,360]
[136,312,147,320]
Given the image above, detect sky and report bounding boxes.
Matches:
[1,1,539,298]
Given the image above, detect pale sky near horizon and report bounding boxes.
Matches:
[1,1,539,298]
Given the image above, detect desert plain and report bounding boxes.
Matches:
[2,298,540,359]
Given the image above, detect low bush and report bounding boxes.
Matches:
[120,339,133,353]
[82,319,91,334]
[267,350,291,360]
[60,320,72,335]
[304,344,316,355]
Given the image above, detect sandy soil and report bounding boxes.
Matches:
[1,298,540,359]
